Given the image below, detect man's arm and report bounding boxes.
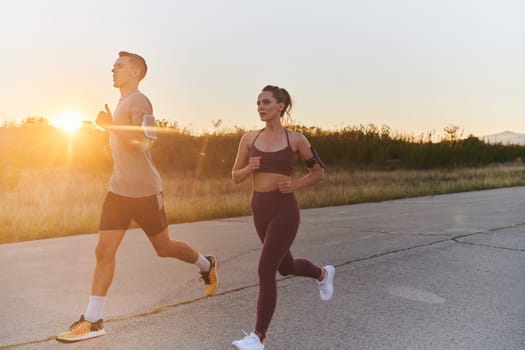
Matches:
[96,104,152,151]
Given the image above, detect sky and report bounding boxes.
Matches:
[1,0,524,137]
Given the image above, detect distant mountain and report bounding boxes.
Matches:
[480,131,525,145]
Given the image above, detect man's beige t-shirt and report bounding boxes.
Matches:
[108,90,162,197]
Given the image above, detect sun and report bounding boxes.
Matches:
[50,112,84,134]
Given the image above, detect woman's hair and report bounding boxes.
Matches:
[119,51,148,81]
[262,85,293,120]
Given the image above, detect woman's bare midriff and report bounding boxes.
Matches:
[252,173,291,192]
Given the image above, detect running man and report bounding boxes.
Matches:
[56,51,218,343]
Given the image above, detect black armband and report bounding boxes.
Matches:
[305,146,325,168]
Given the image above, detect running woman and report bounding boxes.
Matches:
[56,51,219,343]
[231,85,335,350]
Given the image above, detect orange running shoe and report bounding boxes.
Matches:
[56,315,106,343]
[199,255,219,296]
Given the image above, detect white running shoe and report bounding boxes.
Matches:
[318,265,335,301]
[232,331,264,350]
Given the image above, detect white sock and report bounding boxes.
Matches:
[195,254,211,272]
[84,295,106,322]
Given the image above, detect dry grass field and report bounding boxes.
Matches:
[1,163,524,244]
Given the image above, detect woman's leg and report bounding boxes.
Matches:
[275,195,322,279]
[254,193,312,337]
[277,252,322,280]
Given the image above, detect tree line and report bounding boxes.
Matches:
[1,118,524,181]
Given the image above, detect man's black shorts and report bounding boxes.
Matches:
[99,191,168,236]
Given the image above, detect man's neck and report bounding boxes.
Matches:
[119,84,139,98]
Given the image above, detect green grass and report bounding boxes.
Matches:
[1,163,525,244]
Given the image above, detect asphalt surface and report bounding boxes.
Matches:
[1,187,524,350]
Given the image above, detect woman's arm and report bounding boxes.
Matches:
[232,133,260,184]
[278,133,324,193]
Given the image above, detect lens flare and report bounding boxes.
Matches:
[50,112,84,134]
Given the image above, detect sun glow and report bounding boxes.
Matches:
[50,112,84,134]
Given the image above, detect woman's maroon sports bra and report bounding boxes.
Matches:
[249,128,295,176]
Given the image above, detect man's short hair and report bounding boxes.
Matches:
[119,51,148,80]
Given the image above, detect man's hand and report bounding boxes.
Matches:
[103,145,112,160]
[96,104,112,129]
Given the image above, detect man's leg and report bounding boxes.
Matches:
[148,228,198,262]
[91,229,127,296]
[82,229,126,323]
[56,229,125,343]
[148,228,218,296]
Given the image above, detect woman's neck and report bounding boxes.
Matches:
[264,119,284,132]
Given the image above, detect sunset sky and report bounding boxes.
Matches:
[1,0,523,137]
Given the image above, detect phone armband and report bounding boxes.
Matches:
[142,114,157,140]
[305,146,325,168]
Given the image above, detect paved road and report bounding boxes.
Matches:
[1,187,524,350]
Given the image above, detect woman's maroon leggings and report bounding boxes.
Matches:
[250,190,322,336]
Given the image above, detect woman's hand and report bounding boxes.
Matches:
[247,156,262,173]
[278,180,295,193]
